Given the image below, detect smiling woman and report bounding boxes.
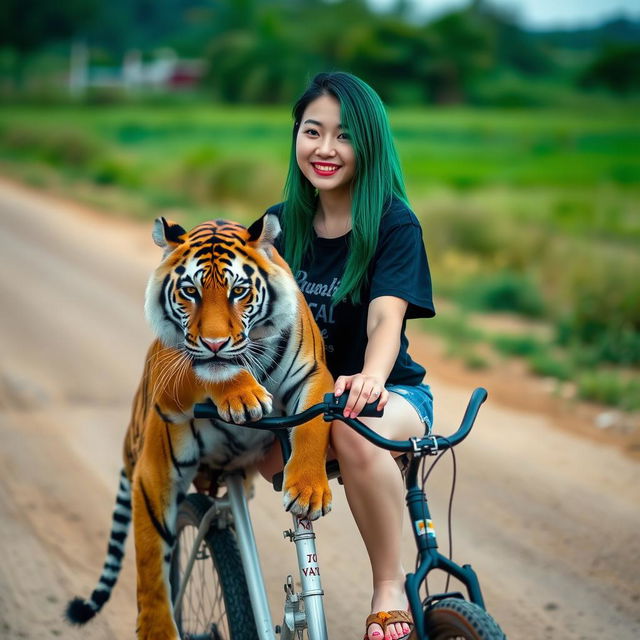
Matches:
[295,95,356,196]
[261,71,436,640]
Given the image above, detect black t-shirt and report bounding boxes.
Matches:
[265,197,435,386]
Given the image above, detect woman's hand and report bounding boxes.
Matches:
[334,373,389,418]
[333,296,406,418]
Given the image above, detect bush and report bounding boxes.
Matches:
[38,129,103,167]
[552,245,640,365]
[427,206,510,259]
[427,312,484,345]
[491,334,543,357]
[527,352,573,381]
[176,152,282,208]
[1,126,43,152]
[558,319,640,367]
[89,154,141,188]
[0,124,104,168]
[577,371,640,411]
[580,44,640,95]
[457,270,546,317]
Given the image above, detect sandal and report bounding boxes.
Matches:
[364,610,414,640]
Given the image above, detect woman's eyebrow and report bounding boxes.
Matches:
[302,118,344,128]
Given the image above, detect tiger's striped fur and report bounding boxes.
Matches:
[66,214,334,640]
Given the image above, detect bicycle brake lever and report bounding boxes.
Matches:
[323,393,384,418]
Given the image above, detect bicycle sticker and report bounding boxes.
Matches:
[296,518,312,531]
[302,551,320,577]
[414,519,435,537]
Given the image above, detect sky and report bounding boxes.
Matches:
[369,0,640,29]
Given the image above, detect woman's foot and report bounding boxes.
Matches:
[366,580,412,640]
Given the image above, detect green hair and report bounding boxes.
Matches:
[282,71,408,304]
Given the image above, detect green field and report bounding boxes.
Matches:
[1,103,638,409]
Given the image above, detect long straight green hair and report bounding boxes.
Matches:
[281,71,408,305]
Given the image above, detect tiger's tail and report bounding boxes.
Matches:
[65,468,132,624]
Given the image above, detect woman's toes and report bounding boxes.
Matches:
[368,623,384,640]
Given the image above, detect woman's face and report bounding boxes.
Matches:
[295,94,356,197]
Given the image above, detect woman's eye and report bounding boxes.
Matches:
[338,132,350,140]
[304,128,318,136]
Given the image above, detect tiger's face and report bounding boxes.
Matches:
[145,214,297,382]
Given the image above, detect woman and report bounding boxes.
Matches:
[263,71,435,640]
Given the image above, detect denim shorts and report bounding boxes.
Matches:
[386,382,434,433]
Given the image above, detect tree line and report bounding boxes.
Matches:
[2,0,639,103]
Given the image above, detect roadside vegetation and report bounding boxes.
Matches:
[0,102,638,412]
[1,0,638,414]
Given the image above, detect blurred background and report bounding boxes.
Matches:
[1,3,640,639]
[1,0,639,430]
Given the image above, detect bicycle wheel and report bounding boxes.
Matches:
[423,598,506,640]
[170,493,259,640]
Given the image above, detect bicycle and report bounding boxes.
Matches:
[170,387,506,640]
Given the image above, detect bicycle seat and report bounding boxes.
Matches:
[271,459,342,492]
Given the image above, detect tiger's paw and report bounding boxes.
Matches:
[213,383,273,424]
[282,462,332,521]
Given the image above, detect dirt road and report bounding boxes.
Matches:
[1,177,638,639]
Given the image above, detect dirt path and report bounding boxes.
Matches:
[1,176,638,640]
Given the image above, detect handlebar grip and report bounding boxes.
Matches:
[323,393,384,418]
[194,401,220,420]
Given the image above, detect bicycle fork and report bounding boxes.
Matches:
[403,457,485,639]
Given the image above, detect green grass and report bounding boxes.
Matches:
[424,308,640,411]
[2,104,639,202]
[0,101,638,394]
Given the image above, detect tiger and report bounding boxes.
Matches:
[65,213,334,640]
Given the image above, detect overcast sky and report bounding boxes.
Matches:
[369,0,640,29]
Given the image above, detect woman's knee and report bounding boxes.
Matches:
[330,419,385,469]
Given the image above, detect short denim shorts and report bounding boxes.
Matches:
[386,382,434,433]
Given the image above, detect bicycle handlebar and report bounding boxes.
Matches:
[193,387,488,455]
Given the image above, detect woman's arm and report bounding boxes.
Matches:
[334,295,408,417]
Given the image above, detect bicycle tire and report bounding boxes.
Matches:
[423,597,506,640]
[170,493,259,640]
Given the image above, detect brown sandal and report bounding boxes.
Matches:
[364,610,414,640]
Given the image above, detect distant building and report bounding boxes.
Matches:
[69,45,204,95]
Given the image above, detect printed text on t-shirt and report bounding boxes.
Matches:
[295,270,340,353]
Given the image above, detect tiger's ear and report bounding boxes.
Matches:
[152,218,186,252]
[247,213,281,247]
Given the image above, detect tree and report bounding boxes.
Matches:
[421,9,493,104]
[0,0,98,54]
[580,44,640,94]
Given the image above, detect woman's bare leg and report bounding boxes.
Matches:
[331,393,425,640]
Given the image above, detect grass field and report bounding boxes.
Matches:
[1,102,638,409]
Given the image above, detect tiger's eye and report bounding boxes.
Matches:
[233,286,245,295]
[182,286,197,295]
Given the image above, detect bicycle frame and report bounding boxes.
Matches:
[186,387,489,640]
[173,472,329,640]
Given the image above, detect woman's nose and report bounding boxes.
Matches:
[316,137,336,157]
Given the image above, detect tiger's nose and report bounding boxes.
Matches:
[203,338,228,353]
